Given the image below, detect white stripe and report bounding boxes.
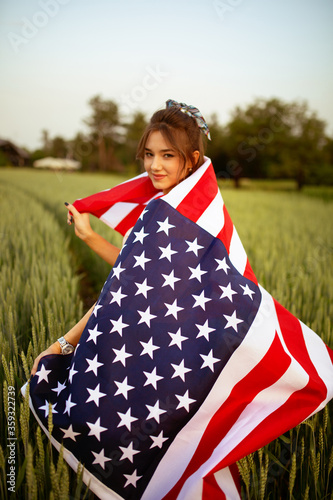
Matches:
[228,227,247,276]
[196,191,225,237]
[181,349,309,499]
[143,287,330,499]
[142,290,276,500]
[214,467,241,500]
[163,157,212,209]
[100,202,138,228]
[21,384,123,500]
[175,288,310,499]
[301,321,333,416]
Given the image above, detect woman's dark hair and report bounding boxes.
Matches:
[136,106,206,173]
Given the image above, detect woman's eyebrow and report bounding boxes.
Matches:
[144,147,175,153]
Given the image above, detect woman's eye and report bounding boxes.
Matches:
[164,154,174,158]
[145,152,153,158]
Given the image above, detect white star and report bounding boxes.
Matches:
[63,393,77,416]
[93,304,103,317]
[135,278,153,298]
[200,349,220,372]
[87,417,108,441]
[215,257,230,273]
[92,448,111,470]
[156,217,175,236]
[196,320,216,341]
[143,367,164,390]
[60,424,80,441]
[138,306,157,327]
[85,354,104,376]
[150,431,169,449]
[133,251,151,270]
[168,328,188,350]
[124,469,142,488]
[117,408,138,431]
[119,442,140,463]
[112,262,125,279]
[171,360,192,382]
[240,283,256,300]
[112,345,132,366]
[110,287,127,306]
[146,400,167,424]
[51,380,66,396]
[86,324,103,345]
[162,270,181,290]
[185,238,204,256]
[175,390,196,412]
[139,207,149,220]
[133,226,149,244]
[188,263,207,282]
[140,338,160,359]
[35,364,51,384]
[192,290,212,311]
[224,310,243,332]
[159,243,178,262]
[39,400,58,418]
[219,283,238,302]
[110,315,129,337]
[165,299,184,320]
[86,383,107,407]
[68,364,78,384]
[114,376,135,400]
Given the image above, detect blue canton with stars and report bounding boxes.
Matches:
[30,198,261,499]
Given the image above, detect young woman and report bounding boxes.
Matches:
[26,100,333,500]
[31,101,207,376]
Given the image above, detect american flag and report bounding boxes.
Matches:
[24,158,333,499]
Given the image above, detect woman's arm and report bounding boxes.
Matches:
[31,302,95,376]
[65,202,121,266]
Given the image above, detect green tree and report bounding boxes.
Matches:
[51,136,68,158]
[225,98,328,188]
[205,113,233,182]
[121,111,147,174]
[84,95,121,171]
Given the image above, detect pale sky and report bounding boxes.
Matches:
[1,0,332,150]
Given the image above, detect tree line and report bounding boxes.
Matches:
[31,95,333,189]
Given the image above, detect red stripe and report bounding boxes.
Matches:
[176,164,218,223]
[114,205,146,236]
[217,205,234,253]
[243,258,258,285]
[207,301,331,473]
[274,299,328,406]
[202,474,226,500]
[163,332,290,499]
[73,175,158,217]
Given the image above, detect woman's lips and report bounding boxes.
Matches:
[152,174,166,180]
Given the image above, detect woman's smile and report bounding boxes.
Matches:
[144,131,192,194]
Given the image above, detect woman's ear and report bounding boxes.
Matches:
[192,150,200,167]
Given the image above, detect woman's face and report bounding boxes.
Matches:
[143,131,195,194]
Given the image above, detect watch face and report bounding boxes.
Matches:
[62,344,75,355]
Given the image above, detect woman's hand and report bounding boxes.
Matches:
[31,342,61,377]
[65,202,94,242]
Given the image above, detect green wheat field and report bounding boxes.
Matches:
[0,168,332,499]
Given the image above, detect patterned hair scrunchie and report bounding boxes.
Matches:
[166,99,211,140]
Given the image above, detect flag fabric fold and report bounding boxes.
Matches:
[23,157,333,500]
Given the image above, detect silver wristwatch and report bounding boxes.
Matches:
[57,336,75,355]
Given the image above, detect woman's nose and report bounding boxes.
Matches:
[151,156,162,171]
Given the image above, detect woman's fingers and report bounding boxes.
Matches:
[64,202,79,224]
[31,354,43,376]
